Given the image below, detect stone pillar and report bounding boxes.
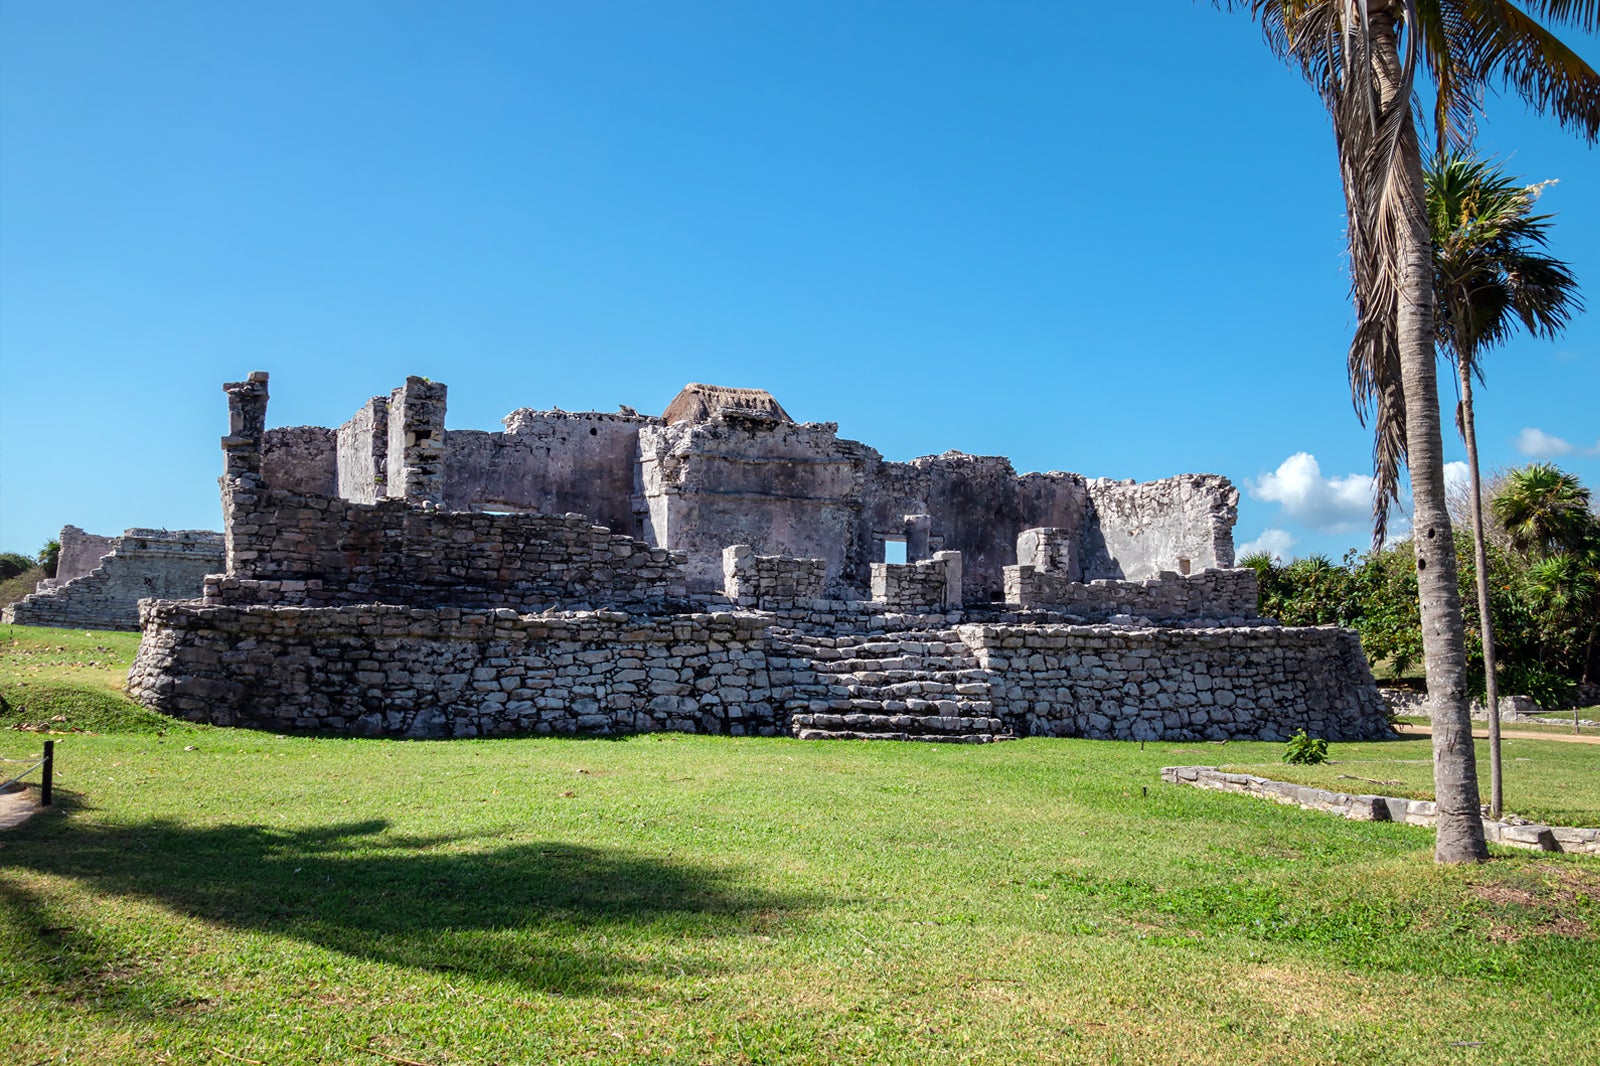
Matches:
[723,544,754,600]
[385,376,447,505]
[1017,527,1079,581]
[219,371,270,576]
[221,372,269,480]
[934,550,962,609]
[903,514,933,563]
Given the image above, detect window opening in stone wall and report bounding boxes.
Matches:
[1178,557,1191,576]
[882,535,907,565]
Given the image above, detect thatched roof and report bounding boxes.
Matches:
[662,383,793,425]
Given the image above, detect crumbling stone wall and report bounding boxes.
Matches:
[262,426,338,497]
[723,545,828,610]
[960,623,1387,741]
[639,414,876,592]
[870,552,962,610]
[47,525,119,586]
[130,600,780,737]
[214,488,688,610]
[4,529,224,632]
[1003,567,1258,624]
[441,410,658,535]
[336,397,389,504]
[1081,475,1238,579]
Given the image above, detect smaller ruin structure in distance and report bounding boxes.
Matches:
[123,371,1391,743]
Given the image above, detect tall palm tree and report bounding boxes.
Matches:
[1221,1,1600,863]
[1493,462,1594,557]
[1427,153,1582,816]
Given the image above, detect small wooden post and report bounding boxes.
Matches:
[41,740,53,806]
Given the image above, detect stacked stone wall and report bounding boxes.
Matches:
[336,397,389,504]
[723,545,828,610]
[4,530,224,632]
[216,485,687,610]
[130,601,779,737]
[262,426,338,497]
[49,526,120,586]
[1003,566,1258,624]
[870,552,961,610]
[960,622,1388,741]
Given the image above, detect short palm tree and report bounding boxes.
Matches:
[1220,0,1600,863]
[1426,152,1583,816]
[1493,463,1595,558]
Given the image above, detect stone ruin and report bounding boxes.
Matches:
[3,525,223,631]
[126,372,1391,743]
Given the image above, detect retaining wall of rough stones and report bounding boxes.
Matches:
[1163,766,1600,856]
[213,485,688,610]
[4,530,224,632]
[1003,566,1258,624]
[130,601,781,737]
[961,623,1390,741]
[49,525,120,586]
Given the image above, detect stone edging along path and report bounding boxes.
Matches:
[1162,766,1600,857]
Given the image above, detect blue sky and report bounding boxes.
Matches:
[2,2,1596,563]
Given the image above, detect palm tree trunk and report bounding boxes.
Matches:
[1372,9,1488,863]
[1458,364,1502,816]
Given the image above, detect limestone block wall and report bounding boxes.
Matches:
[215,485,688,610]
[1081,475,1238,580]
[336,397,389,504]
[1003,566,1259,624]
[130,601,780,737]
[441,409,658,535]
[47,525,120,586]
[959,623,1389,741]
[4,530,225,632]
[262,426,338,497]
[871,552,961,610]
[723,545,828,610]
[639,416,876,592]
[386,377,447,504]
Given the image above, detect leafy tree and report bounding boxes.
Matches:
[1427,151,1583,816]
[37,540,60,579]
[1222,0,1600,863]
[0,552,36,581]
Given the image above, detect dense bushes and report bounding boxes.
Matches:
[1241,465,1598,707]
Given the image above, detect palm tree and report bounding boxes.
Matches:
[1492,462,1595,558]
[1221,1,1600,863]
[1427,152,1583,817]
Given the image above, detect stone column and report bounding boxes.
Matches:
[903,514,933,563]
[220,372,270,574]
[1017,527,1078,581]
[934,550,963,608]
[723,544,754,601]
[385,376,447,506]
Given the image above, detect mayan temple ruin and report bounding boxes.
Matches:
[124,372,1391,742]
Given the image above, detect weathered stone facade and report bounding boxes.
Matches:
[126,371,1391,744]
[4,527,223,632]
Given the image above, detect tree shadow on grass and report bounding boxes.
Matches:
[1,814,815,999]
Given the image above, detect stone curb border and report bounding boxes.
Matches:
[1162,766,1600,857]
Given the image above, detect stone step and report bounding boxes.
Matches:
[817,658,979,675]
[793,711,1006,734]
[784,697,994,715]
[793,729,1005,744]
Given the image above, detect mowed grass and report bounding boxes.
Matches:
[1222,735,1600,828]
[0,626,1597,1065]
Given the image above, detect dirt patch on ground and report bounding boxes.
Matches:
[1396,724,1600,745]
[1474,866,1598,942]
[0,783,45,830]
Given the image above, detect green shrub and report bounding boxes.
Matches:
[1283,730,1329,765]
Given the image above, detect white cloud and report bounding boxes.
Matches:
[1236,528,1295,562]
[1516,427,1574,457]
[1246,452,1376,533]
[1444,461,1470,495]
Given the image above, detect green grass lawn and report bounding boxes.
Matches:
[2,625,1598,1065]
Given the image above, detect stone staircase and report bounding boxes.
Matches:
[773,627,1013,743]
